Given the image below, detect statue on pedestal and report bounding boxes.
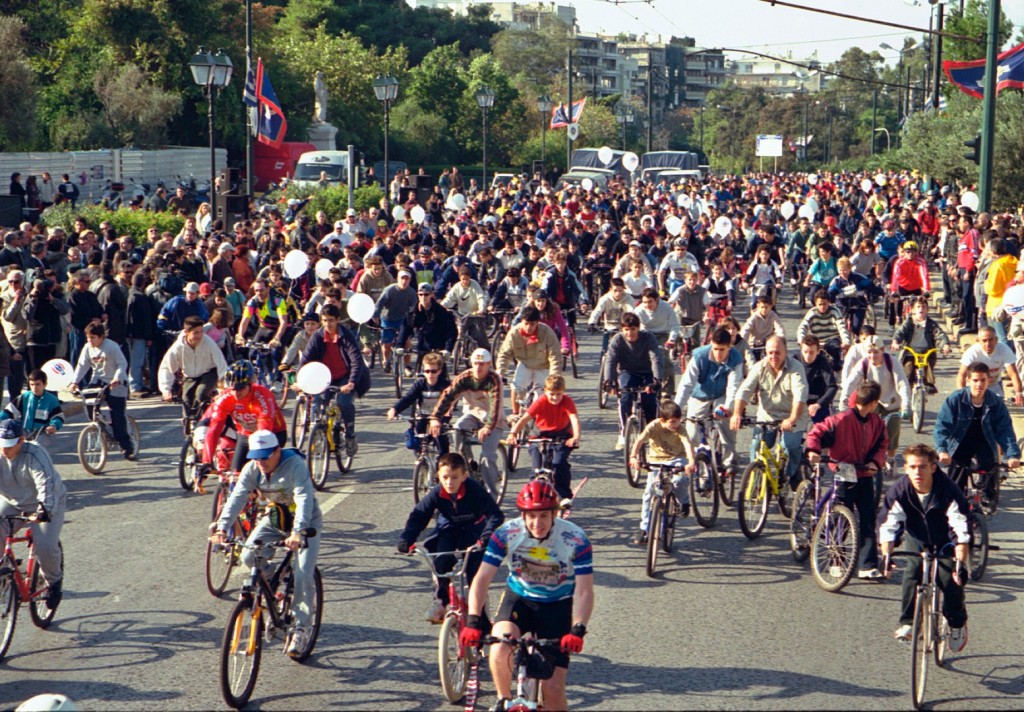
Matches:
[313,72,328,124]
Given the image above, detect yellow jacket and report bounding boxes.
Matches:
[984,254,1018,317]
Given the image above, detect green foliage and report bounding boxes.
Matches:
[0,17,37,151]
[39,203,185,241]
[270,183,385,221]
[93,63,182,147]
[406,44,468,128]
[943,0,1014,63]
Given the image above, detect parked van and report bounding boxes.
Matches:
[293,151,352,187]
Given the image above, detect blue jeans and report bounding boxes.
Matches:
[127,338,147,393]
[750,425,804,480]
[314,379,356,436]
[69,328,85,369]
[639,458,689,530]
[528,430,573,500]
[618,372,657,432]
[993,317,1010,348]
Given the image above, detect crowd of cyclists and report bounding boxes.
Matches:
[2,164,1024,709]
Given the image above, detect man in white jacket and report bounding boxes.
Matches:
[158,315,228,416]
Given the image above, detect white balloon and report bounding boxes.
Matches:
[283,250,309,279]
[714,216,733,237]
[807,173,819,186]
[861,178,873,193]
[597,146,614,165]
[392,205,406,221]
[806,197,819,213]
[622,151,640,171]
[874,173,887,187]
[295,362,331,395]
[445,193,467,211]
[315,258,334,281]
[664,216,683,236]
[677,194,692,209]
[482,214,498,227]
[581,178,594,191]
[798,204,816,220]
[780,201,795,219]
[410,206,426,224]
[41,359,75,392]
[961,191,980,212]
[347,292,375,325]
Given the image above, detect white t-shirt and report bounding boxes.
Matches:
[960,341,1015,391]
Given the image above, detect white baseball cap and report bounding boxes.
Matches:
[247,430,280,460]
[470,348,492,364]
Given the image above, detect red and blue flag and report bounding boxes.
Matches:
[550,97,586,129]
[943,41,1024,99]
[243,57,287,148]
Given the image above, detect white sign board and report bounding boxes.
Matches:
[756,135,784,157]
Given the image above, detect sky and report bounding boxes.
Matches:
[567,0,1024,64]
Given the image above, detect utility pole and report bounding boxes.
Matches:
[932,0,944,109]
[244,0,254,201]
[979,0,1000,210]
[871,89,877,156]
[566,46,573,173]
[646,49,653,153]
[803,100,809,163]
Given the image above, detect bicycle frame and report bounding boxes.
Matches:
[412,546,477,621]
[481,634,564,712]
[1,516,39,604]
[902,347,937,382]
[748,426,788,500]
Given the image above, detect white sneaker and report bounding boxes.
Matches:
[425,599,446,624]
[894,624,912,641]
[286,627,309,656]
[615,434,625,451]
[947,624,967,653]
[858,568,884,580]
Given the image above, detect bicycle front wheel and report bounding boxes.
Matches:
[0,570,18,661]
[78,422,107,474]
[690,456,719,528]
[334,426,353,474]
[645,498,663,578]
[308,425,330,491]
[412,457,436,504]
[438,614,470,702]
[738,462,770,539]
[911,385,925,433]
[178,440,199,492]
[789,481,814,563]
[809,504,859,592]
[968,511,989,581]
[29,542,62,628]
[910,591,931,710]
[597,355,608,409]
[623,417,642,489]
[220,599,264,709]
[934,589,949,668]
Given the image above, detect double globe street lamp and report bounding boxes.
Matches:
[189,47,233,217]
[476,86,496,192]
[373,74,399,199]
[536,94,553,178]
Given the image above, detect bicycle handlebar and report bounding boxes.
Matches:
[480,634,564,650]
[408,544,481,578]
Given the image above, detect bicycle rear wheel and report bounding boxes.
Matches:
[623,417,642,488]
[645,498,663,578]
[597,355,608,409]
[661,496,676,554]
[809,504,859,592]
[911,385,925,434]
[178,440,199,492]
[738,462,770,539]
[28,542,62,628]
[334,425,353,474]
[0,569,17,661]
[438,614,470,702]
[789,481,814,563]
[718,466,737,507]
[220,598,263,709]
[288,566,323,662]
[690,457,719,528]
[777,473,796,520]
[910,592,931,710]
[308,425,330,491]
[291,396,310,449]
[968,511,989,581]
[78,422,107,474]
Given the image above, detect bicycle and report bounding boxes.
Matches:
[517,437,585,517]
[410,412,442,504]
[686,417,726,527]
[0,514,62,662]
[411,545,480,703]
[789,455,861,592]
[676,322,701,374]
[885,546,959,711]
[177,392,215,492]
[290,390,311,449]
[218,528,323,709]
[506,382,545,473]
[246,341,288,408]
[451,426,509,505]
[617,385,654,489]
[451,315,479,373]
[489,309,516,359]
[888,293,921,334]
[595,328,618,410]
[76,385,141,475]
[361,323,385,370]
[306,385,353,490]
[639,462,684,577]
[902,346,938,434]
[702,298,731,345]
[948,461,1004,581]
[478,634,566,712]
[737,419,805,539]
[206,468,259,597]
[560,308,579,379]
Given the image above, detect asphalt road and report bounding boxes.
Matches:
[2,290,1023,711]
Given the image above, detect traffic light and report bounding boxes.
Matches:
[964,133,981,165]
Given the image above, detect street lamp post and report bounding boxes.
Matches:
[476,86,495,192]
[189,47,233,218]
[874,127,891,152]
[536,94,553,178]
[614,102,634,151]
[373,74,399,198]
[881,40,916,128]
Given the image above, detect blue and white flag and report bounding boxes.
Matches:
[944,41,1024,99]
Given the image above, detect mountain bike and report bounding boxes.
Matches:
[218,528,323,709]
[76,385,141,474]
[517,437,584,517]
[789,456,860,592]
[737,419,805,539]
[206,471,259,597]
[451,316,479,373]
[0,513,62,662]
[595,328,618,410]
[245,341,288,408]
[291,391,311,449]
[618,385,653,489]
[948,461,1003,582]
[902,346,938,433]
[489,309,516,360]
[478,634,565,712]
[411,413,442,504]
[506,382,544,473]
[452,426,509,505]
[686,417,725,528]
[361,323,384,370]
[411,545,481,703]
[306,386,353,490]
[885,547,957,711]
[177,392,215,492]
[641,462,685,578]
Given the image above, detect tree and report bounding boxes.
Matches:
[405,44,468,129]
[491,20,572,97]
[94,63,183,147]
[0,17,37,150]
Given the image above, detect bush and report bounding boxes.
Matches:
[266,183,385,221]
[40,203,185,243]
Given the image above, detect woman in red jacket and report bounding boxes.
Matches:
[805,381,889,579]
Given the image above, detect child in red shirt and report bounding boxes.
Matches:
[507,375,581,505]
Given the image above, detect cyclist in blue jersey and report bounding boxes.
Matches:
[460,480,594,712]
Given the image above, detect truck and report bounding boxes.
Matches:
[639,151,703,184]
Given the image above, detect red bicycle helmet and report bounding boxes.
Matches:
[516,480,560,511]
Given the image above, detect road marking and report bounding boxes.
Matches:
[321,486,358,515]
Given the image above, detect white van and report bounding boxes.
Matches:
[293,151,351,187]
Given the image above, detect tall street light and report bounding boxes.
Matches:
[537,94,553,178]
[189,47,233,217]
[881,40,916,127]
[614,101,634,151]
[373,74,399,198]
[476,86,495,192]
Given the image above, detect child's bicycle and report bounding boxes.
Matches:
[410,545,481,703]
[902,346,938,434]
[515,437,587,518]
[638,461,686,578]
[218,527,323,709]
[0,513,62,662]
[477,634,567,712]
[76,385,141,474]
[409,412,443,504]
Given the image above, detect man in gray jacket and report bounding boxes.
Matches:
[603,311,662,450]
[212,430,323,657]
[0,420,67,610]
[373,270,418,372]
[157,315,228,416]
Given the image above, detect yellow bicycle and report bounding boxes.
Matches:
[903,347,938,434]
[738,419,806,539]
[305,385,353,490]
